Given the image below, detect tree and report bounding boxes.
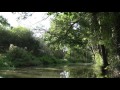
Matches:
[10,26,40,55]
[0,16,11,52]
[0,16,11,27]
[46,12,120,77]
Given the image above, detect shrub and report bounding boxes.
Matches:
[5,44,68,67]
[6,45,39,67]
[38,55,66,66]
[0,54,14,69]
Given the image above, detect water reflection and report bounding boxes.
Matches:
[0,63,93,78]
[60,70,70,78]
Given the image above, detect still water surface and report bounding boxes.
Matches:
[0,63,94,78]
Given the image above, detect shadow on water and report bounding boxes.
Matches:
[0,63,94,78]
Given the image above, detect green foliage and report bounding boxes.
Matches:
[0,26,11,52]
[45,13,86,46]
[0,26,40,55]
[0,22,67,68]
[38,55,66,66]
[0,54,14,69]
[10,27,40,53]
[64,46,93,63]
[6,45,38,67]
[92,52,103,78]
[47,12,115,77]
[45,12,93,65]
[5,44,65,67]
[2,12,120,78]
[0,16,11,27]
[53,50,65,59]
[39,56,56,65]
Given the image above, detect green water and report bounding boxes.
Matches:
[0,63,94,78]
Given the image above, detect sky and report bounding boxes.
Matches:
[0,12,52,37]
[0,12,51,30]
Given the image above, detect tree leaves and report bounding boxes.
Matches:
[0,16,10,27]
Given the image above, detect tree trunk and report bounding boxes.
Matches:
[100,45,109,77]
[92,12,109,77]
[113,13,120,56]
[90,46,96,61]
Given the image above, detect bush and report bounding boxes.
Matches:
[5,45,66,67]
[68,57,85,63]
[38,55,66,66]
[0,54,14,69]
[6,45,41,67]
[39,56,55,65]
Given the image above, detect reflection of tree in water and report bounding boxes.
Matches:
[60,70,70,78]
[59,65,95,78]
[69,65,95,78]
[60,65,70,78]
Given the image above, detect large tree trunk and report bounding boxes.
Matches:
[100,45,109,77]
[98,44,109,77]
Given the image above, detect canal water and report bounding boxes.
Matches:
[0,63,94,78]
